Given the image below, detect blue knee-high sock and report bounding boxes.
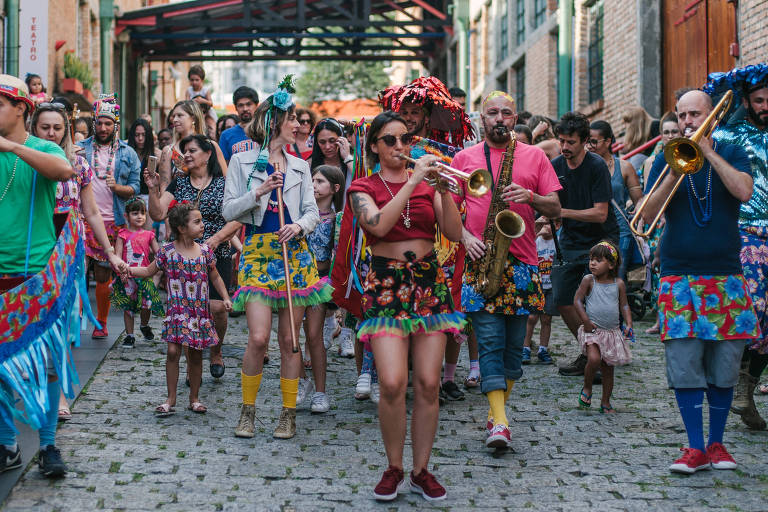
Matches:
[706,385,734,447]
[361,347,375,375]
[39,380,59,449]
[674,388,705,451]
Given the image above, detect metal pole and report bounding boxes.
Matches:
[557,0,573,116]
[99,0,114,93]
[6,0,19,76]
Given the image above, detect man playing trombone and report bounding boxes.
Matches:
[453,91,561,449]
[642,90,759,474]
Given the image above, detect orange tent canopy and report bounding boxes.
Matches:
[307,98,382,121]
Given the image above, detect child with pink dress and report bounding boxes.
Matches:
[111,198,164,348]
[128,201,232,416]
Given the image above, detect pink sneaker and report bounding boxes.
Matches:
[486,424,511,448]
[707,443,737,470]
[669,447,711,474]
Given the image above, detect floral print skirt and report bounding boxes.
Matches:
[657,274,761,342]
[85,220,118,262]
[461,252,544,315]
[358,251,465,343]
[740,226,768,353]
[233,233,333,311]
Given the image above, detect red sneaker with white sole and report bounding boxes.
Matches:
[486,424,511,448]
[706,443,737,470]
[669,447,710,474]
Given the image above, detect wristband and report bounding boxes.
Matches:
[528,189,534,203]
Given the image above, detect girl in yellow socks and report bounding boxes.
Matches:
[223,77,331,439]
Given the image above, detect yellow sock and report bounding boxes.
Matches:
[488,381,515,422]
[487,389,508,427]
[280,377,299,409]
[241,372,262,405]
[504,379,515,402]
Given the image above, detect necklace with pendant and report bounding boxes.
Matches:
[379,172,411,228]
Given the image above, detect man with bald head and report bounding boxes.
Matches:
[452,91,561,448]
[643,89,758,474]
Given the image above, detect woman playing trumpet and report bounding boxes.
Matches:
[222,77,331,440]
[346,111,464,502]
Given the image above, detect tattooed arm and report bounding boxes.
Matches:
[349,189,410,239]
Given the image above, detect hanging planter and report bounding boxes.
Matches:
[62,52,95,92]
[61,77,83,94]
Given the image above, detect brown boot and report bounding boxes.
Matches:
[731,369,751,414]
[234,404,256,438]
[273,407,296,439]
[738,373,766,430]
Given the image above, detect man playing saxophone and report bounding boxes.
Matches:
[452,91,561,448]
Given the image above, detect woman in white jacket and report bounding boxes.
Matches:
[223,77,332,440]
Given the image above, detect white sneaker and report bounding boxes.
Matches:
[370,383,380,404]
[356,372,372,396]
[322,316,337,350]
[310,392,330,413]
[297,377,314,406]
[338,328,355,358]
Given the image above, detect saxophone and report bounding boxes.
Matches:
[476,136,526,299]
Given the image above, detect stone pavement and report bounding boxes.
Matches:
[3,314,768,512]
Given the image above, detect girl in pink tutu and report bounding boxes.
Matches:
[573,240,634,413]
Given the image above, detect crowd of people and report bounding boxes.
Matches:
[1,61,766,502]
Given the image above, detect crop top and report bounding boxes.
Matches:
[346,174,436,245]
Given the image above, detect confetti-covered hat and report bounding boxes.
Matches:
[93,93,120,123]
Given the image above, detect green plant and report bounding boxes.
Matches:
[63,52,95,90]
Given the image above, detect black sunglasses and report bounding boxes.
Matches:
[375,133,413,147]
[298,118,312,125]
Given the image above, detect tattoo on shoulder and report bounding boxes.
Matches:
[350,192,381,227]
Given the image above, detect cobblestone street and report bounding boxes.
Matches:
[3,315,768,511]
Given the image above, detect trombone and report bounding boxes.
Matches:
[397,153,492,197]
[629,90,732,237]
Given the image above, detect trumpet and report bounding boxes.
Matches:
[397,153,492,197]
[629,90,732,237]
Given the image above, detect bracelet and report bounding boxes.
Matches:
[528,189,534,203]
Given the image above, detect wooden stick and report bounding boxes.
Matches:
[275,163,299,353]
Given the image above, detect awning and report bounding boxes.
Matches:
[117,0,451,62]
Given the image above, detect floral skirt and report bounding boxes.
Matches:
[740,226,768,353]
[85,220,118,262]
[578,325,632,366]
[461,252,544,315]
[657,274,761,342]
[111,275,164,316]
[358,251,465,343]
[233,233,333,311]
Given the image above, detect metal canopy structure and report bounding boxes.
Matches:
[117,0,451,62]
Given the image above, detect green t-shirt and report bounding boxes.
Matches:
[0,135,68,275]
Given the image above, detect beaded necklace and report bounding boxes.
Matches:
[378,172,411,228]
[0,134,29,204]
[685,142,715,227]
[92,137,119,179]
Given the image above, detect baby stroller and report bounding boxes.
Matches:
[613,201,653,321]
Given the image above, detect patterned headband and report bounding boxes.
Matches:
[597,241,618,261]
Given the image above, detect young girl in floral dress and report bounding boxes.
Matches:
[129,202,232,416]
[111,198,164,348]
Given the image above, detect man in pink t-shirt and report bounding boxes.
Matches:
[451,91,561,449]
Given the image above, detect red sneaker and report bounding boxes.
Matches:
[486,424,511,448]
[372,466,404,501]
[92,327,108,339]
[669,447,711,474]
[485,418,493,435]
[410,468,446,502]
[707,443,737,470]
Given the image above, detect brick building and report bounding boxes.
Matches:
[440,0,768,137]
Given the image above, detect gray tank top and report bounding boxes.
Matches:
[585,275,620,329]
